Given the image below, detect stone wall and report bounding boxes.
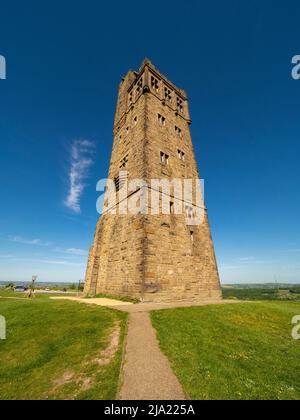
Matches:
[84,59,222,302]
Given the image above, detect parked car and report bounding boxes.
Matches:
[14,286,28,292]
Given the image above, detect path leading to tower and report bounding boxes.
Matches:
[51,296,239,312]
[51,296,133,307]
[119,311,185,400]
[51,297,242,400]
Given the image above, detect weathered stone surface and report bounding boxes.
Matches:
[84,59,222,302]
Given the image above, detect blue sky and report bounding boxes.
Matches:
[0,0,300,284]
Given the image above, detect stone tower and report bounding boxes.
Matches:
[84,59,222,302]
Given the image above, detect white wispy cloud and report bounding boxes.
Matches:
[8,236,51,246]
[239,256,256,262]
[6,235,88,257]
[54,247,88,256]
[0,254,85,266]
[35,259,85,266]
[64,139,95,214]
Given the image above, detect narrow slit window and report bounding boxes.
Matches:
[129,90,133,104]
[190,231,194,244]
[114,176,120,192]
[177,97,184,113]
[175,126,182,138]
[160,152,169,165]
[164,87,172,103]
[170,201,174,214]
[158,114,166,126]
[120,155,129,169]
[134,116,138,125]
[178,150,185,161]
[151,76,159,92]
[136,78,143,95]
[114,172,128,192]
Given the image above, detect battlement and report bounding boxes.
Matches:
[115,59,191,129]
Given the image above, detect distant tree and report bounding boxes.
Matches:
[69,284,76,290]
[5,283,15,290]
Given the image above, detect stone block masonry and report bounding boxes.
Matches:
[84,59,222,302]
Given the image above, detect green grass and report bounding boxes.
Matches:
[222,286,300,301]
[0,289,75,299]
[0,295,127,400]
[0,289,139,303]
[0,289,27,298]
[151,302,300,400]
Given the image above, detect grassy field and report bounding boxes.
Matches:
[222,285,300,301]
[151,302,300,400]
[0,292,127,400]
[2,288,300,400]
[0,289,74,299]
